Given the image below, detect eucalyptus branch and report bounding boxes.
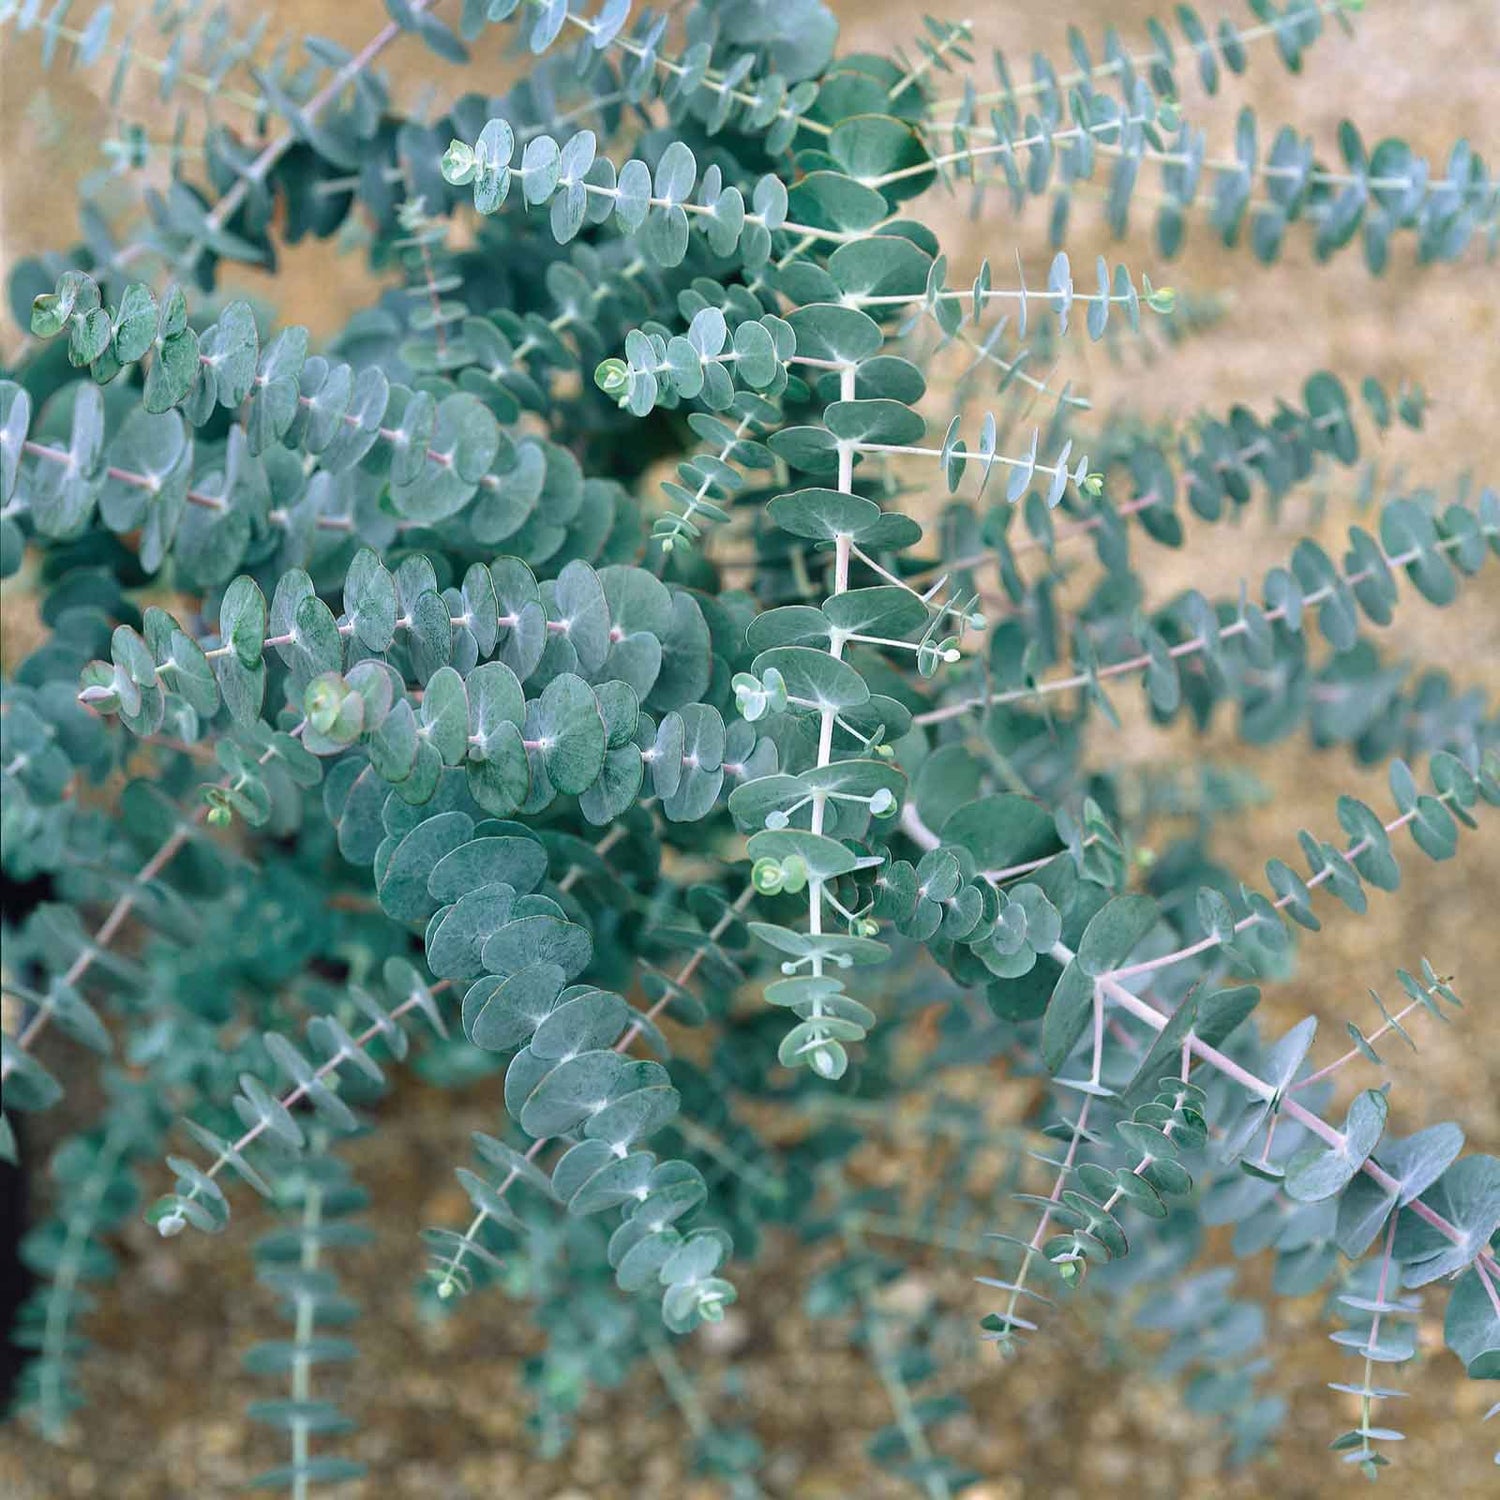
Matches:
[857,1268,953,1500]
[1291,970,1456,1092]
[558,1,828,141]
[924,0,1360,119]
[18,437,379,537]
[152,975,447,1236]
[984,1096,1091,1343]
[915,496,1496,726]
[1105,775,1478,989]
[2,733,294,1086]
[1329,1212,1411,1478]
[1095,967,1500,1283]
[429,882,756,1299]
[2,3,268,114]
[904,393,1362,588]
[170,0,438,278]
[926,114,1495,210]
[28,1120,132,1439]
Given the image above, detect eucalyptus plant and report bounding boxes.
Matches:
[2,0,1498,1492]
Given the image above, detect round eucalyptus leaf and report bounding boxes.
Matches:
[531,987,628,1060]
[940,793,1059,871]
[1445,1267,1500,1378]
[467,722,530,815]
[482,911,593,982]
[746,606,829,652]
[1077,895,1161,977]
[822,398,926,447]
[828,114,933,189]
[767,424,840,476]
[421,666,471,766]
[602,631,662,700]
[428,835,547,903]
[343,548,397,652]
[585,1084,680,1153]
[767,487,885,543]
[786,171,889,232]
[552,560,611,672]
[601,564,673,637]
[784,303,884,365]
[463,961,566,1052]
[1284,1088,1388,1203]
[552,1139,620,1211]
[518,1049,630,1136]
[426,885,517,979]
[827,233,933,297]
[614,157,652,232]
[821,585,928,640]
[377,811,474,925]
[201,302,259,407]
[750,647,870,712]
[731,319,779,387]
[579,744,645,825]
[532,673,606,795]
[746,829,857,880]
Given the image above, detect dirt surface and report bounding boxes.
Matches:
[2,2,1499,1497]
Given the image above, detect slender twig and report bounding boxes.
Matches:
[434,881,756,1296]
[1094,970,1500,1281]
[922,1,1359,119]
[7,760,238,1075]
[915,521,1489,727]
[171,1,438,277]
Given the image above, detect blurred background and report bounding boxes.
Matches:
[1,1,1497,1495]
